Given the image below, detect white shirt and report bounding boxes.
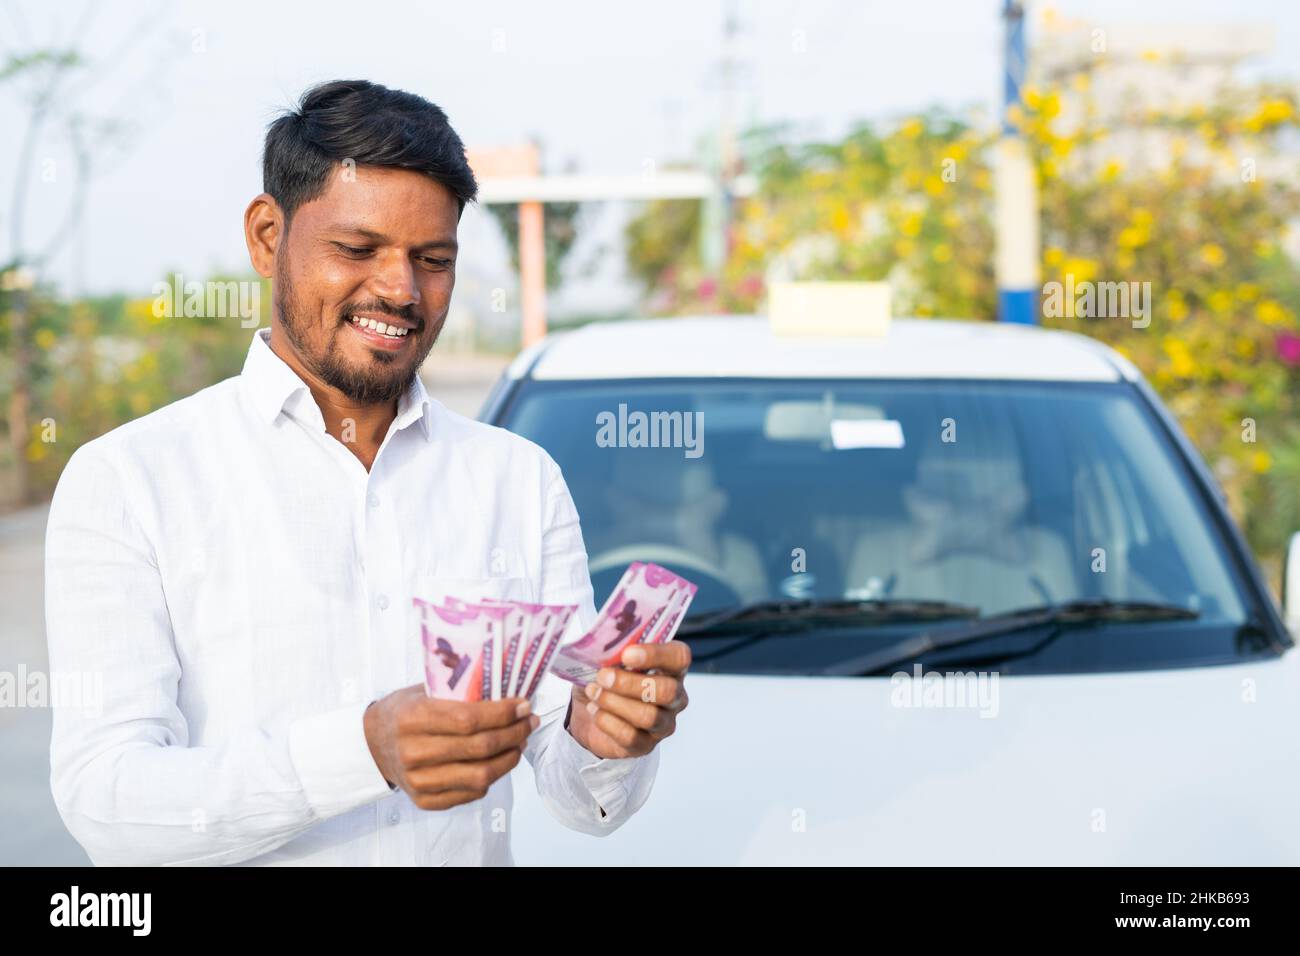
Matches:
[45,327,658,866]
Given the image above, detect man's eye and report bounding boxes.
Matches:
[337,244,372,257]
[420,257,454,270]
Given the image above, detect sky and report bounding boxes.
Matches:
[2,0,1298,318]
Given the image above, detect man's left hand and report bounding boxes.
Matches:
[566,641,691,759]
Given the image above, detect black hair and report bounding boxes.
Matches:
[262,79,478,222]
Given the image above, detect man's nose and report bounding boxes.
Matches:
[369,251,421,308]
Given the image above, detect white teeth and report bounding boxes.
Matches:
[349,315,408,338]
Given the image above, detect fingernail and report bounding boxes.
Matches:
[529,714,540,730]
[624,647,646,667]
[586,702,598,716]
[597,670,616,688]
[584,683,600,700]
[515,701,531,718]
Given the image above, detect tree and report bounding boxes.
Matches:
[1,1,169,503]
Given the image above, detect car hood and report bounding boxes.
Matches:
[510,646,1300,864]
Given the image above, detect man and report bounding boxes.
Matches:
[45,80,691,866]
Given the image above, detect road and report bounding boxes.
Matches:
[0,356,507,866]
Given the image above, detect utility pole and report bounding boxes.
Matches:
[995,0,1040,324]
[701,0,742,285]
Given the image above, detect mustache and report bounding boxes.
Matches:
[338,300,421,328]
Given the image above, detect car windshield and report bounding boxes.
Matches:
[500,378,1265,675]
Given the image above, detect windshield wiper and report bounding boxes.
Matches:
[678,597,979,638]
[825,598,1201,677]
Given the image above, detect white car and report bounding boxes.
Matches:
[487,316,1300,865]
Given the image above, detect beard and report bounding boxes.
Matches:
[274,254,439,404]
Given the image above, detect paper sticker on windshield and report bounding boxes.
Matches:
[830,419,904,449]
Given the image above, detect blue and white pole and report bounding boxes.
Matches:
[995,0,1040,324]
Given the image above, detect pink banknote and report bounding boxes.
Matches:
[548,562,697,685]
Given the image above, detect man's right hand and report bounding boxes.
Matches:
[362,685,539,810]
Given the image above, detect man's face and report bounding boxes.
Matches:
[272,165,461,403]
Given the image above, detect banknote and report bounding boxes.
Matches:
[417,601,489,702]
[516,605,576,700]
[414,595,577,702]
[548,562,698,685]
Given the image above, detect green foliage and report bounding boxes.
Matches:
[4,275,263,494]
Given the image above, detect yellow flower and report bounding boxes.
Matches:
[933,244,953,263]
[1100,159,1123,182]
[34,328,57,351]
[1251,450,1272,474]
[1235,283,1260,302]
[1044,247,1065,268]
[1256,300,1288,325]
[893,238,916,259]
[900,212,923,237]
[923,174,945,197]
[1244,98,1295,133]
[1199,243,1226,267]
[1166,293,1189,322]
[1162,337,1196,378]
[1062,257,1099,285]
[900,118,924,140]
[1208,290,1232,313]
[1049,134,1074,159]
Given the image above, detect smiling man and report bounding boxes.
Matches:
[45,80,690,866]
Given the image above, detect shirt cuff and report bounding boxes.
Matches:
[557,721,659,823]
[288,701,395,820]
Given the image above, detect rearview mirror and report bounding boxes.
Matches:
[1285,532,1300,637]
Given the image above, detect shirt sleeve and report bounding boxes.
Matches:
[521,454,659,836]
[45,446,393,866]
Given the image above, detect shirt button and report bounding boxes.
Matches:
[376,594,390,611]
[367,492,380,508]
[387,810,400,826]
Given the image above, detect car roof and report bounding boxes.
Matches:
[515,316,1139,383]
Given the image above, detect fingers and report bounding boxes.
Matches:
[620,640,692,677]
[406,746,524,808]
[399,713,538,769]
[583,682,675,736]
[591,668,686,712]
[403,696,532,736]
[410,789,490,811]
[590,706,657,756]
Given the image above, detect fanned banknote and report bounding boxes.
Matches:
[413,595,576,702]
[548,562,697,686]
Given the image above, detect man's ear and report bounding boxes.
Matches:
[244,193,283,278]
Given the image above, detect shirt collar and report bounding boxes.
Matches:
[240,327,434,441]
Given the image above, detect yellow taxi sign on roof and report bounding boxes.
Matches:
[767,281,891,338]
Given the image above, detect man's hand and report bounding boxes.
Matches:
[567,641,692,759]
[363,685,538,810]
